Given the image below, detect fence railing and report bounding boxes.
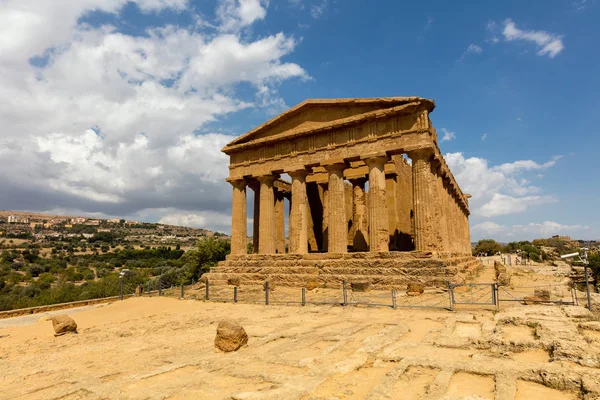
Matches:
[115,275,592,312]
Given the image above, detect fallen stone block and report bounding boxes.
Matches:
[215,319,248,352]
[49,315,78,336]
[534,289,551,301]
[406,282,424,296]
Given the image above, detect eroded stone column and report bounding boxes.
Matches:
[289,169,310,254]
[229,179,247,255]
[319,182,329,252]
[275,190,286,254]
[367,156,389,252]
[349,177,368,251]
[257,175,276,254]
[325,163,347,253]
[409,150,438,252]
[435,167,449,252]
[249,181,260,253]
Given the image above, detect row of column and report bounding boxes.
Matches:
[230,152,470,255]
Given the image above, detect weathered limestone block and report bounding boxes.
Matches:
[406,282,425,296]
[497,273,511,286]
[49,315,78,336]
[350,281,371,292]
[534,289,551,301]
[227,277,241,286]
[214,319,248,352]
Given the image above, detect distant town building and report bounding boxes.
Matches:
[86,220,101,226]
[125,220,140,225]
[552,235,572,241]
[107,218,121,224]
[97,228,111,232]
[71,217,87,224]
[7,215,29,224]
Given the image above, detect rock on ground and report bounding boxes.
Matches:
[215,319,248,352]
[406,282,425,296]
[49,315,78,336]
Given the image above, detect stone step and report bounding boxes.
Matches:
[212,265,456,277]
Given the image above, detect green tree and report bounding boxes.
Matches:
[473,239,502,256]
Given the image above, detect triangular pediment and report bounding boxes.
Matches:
[223,97,434,153]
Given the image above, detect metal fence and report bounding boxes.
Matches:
[116,275,592,312]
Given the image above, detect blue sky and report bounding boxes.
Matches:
[0,0,598,241]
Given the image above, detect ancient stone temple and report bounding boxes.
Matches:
[206,97,480,288]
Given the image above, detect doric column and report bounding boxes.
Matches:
[366,156,389,252]
[319,182,329,252]
[435,167,449,252]
[229,179,247,255]
[444,181,456,253]
[464,207,472,254]
[349,177,368,251]
[289,169,310,254]
[324,162,347,253]
[275,190,286,254]
[257,175,276,254]
[408,149,438,252]
[249,181,260,253]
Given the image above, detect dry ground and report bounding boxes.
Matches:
[1,260,600,400]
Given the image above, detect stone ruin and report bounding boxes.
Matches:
[205,97,480,289]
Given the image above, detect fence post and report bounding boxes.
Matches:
[585,265,592,311]
[392,289,397,309]
[234,286,238,303]
[119,277,123,300]
[342,280,348,306]
[181,283,184,299]
[572,286,578,306]
[265,281,270,305]
[205,280,210,301]
[448,283,455,311]
[301,287,306,306]
[491,283,496,306]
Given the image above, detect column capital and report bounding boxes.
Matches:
[406,148,434,161]
[323,161,346,174]
[256,174,276,185]
[227,178,247,189]
[288,168,311,181]
[365,155,388,168]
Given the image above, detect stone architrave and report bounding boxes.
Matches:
[289,169,310,254]
[257,175,276,254]
[366,156,389,252]
[229,179,247,255]
[324,162,347,253]
[349,177,368,251]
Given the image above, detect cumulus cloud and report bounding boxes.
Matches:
[445,153,561,218]
[502,19,564,58]
[0,0,308,232]
[440,128,456,142]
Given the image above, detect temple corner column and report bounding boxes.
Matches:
[229,178,247,255]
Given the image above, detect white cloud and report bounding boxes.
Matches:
[473,220,589,239]
[481,133,488,141]
[502,19,564,58]
[466,43,483,54]
[157,209,232,232]
[0,0,308,233]
[310,0,328,19]
[479,193,557,218]
[217,0,269,32]
[440,128,456,142]
[445,153,561,218]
